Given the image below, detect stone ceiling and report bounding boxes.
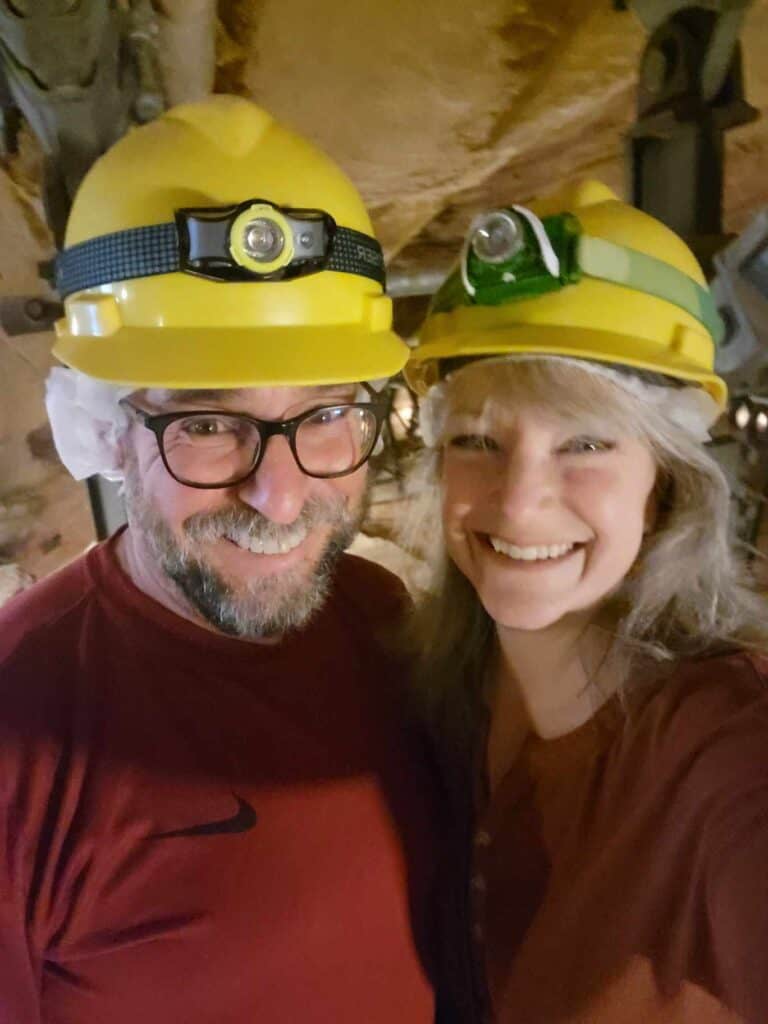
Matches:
[2,0,768,593]
[199,0,768,260]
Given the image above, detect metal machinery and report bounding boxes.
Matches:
[619,0,768,551]
[711,211,768,550]
[1,0,767,546]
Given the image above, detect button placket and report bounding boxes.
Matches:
[470,826,491,951]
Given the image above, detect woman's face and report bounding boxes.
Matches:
[440,396,658,631]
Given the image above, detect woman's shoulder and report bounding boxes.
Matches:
[655,652,768,1014]
[657,648,768,726]
[627,650,768,805]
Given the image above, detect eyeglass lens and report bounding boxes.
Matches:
[161,406,379,485]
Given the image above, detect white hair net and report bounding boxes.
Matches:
[45,367,133,482]
[419,355,722,448]
[45,368,391,482]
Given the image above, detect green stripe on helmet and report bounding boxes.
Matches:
[577,235,724,346]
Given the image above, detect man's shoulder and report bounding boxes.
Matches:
[334,552,411,625]
[0,548,96,666]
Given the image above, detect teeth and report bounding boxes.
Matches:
[224,528,307,555]
[489,538,576,562]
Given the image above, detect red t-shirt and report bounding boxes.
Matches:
[0,535,437,1024]
[470,653,768,1023]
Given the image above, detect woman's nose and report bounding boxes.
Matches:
[494,449,558,524]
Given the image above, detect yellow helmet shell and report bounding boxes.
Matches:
[54,95,406,388]
[406,180,726,407]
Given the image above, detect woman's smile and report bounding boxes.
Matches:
[486,536,584,562]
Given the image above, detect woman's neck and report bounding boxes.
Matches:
[485,613,618,791]
[494,612,618,741]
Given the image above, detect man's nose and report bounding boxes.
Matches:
[234,435,312,524]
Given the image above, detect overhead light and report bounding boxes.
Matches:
[734,401,751,430]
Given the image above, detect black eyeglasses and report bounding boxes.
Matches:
[122,398,387,489]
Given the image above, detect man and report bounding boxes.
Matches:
[0,96,437,1023]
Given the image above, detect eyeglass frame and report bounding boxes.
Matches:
[120,391,389,489]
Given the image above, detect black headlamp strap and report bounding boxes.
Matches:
[55,220,386,298]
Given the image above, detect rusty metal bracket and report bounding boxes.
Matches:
[0,294,62,335]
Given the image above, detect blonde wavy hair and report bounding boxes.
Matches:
[402,358,768,732]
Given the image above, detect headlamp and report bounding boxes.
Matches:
[178,200,334,281]
[459,209,581,306]
[55,198,386,297]
[242,217,286,262]
[470,211,526,265]
[434,205,725,346]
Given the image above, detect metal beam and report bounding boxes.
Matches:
[86,476,127,541]
[627,1,758,273]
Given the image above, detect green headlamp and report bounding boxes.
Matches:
[433,206,724,346]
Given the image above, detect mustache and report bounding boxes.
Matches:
[180,496,348,547]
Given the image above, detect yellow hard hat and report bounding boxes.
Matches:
[406,180,727,406]
[54,95,406,388]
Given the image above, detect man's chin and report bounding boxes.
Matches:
[124,476,367,640]
[162,521,357,640]
[163,554,330,640]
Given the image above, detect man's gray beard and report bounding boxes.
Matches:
[124,471,366,640]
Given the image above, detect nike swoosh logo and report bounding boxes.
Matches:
[147,796,258,839]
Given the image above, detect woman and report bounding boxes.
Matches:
[405,181,768,1023]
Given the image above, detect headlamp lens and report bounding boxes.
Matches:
[243,217,286,263]
[471,211,525,265]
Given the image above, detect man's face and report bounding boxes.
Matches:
[121,384,370,639]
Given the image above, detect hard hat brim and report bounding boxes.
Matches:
[53,325,408,389]
[405,323,727,407]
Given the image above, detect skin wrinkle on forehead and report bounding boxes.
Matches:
[145,385,359,409]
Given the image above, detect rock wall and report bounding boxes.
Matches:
[0,131,94,596]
